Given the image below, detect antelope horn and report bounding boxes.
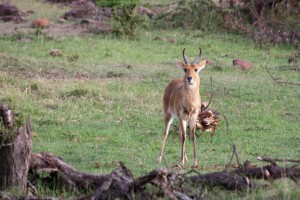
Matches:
[182,48,190,64]
[192,48,202,64]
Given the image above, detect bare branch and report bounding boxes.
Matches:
[224,144,241,171]
[264,66,300,86]
[201,76,213,112]
[257,156,300,165]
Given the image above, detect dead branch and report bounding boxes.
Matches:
[257,156,300,165]
[265,66,300,86]
[29,153,109,192]
[233,164,300,182]
[219,112,229,131]
[224,144,241,171]
[274,80,300,86]
[22,147,300,199]
[188,171,256,191]
[92,166,178,200]
[201,76,214,112]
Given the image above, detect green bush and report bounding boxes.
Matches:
[94,0,139,8]
[95,0,145,39]
[153,0,222,31]
[111,4,148,39]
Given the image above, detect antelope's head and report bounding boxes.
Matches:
[176,48,206,88]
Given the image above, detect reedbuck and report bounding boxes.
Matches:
[158,48,206,167]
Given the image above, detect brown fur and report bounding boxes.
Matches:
[158,59,206,167]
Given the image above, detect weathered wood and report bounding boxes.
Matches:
[0,103,13,127]
[1,151,299,199]
[233,165,300,181]
[0,102,32,192]
[29,153,109,192]
[92,166,178,200]
[189,171,256,191]
[29,154,179,200]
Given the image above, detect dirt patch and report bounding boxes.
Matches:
[2,68,103,80]
[0,19,111,38]
[47,0,74,3]
[0,0,111,38]
[2,69,146,82]
[0,0,165,38]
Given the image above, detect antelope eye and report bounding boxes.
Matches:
[183,69,187,72]
[195,69,198,72]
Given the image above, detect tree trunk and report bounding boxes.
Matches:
[0,103,32,192]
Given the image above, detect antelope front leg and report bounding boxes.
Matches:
[179,119,188,167]
[191,129,198,167]
[190,119,198,167]
[158,115,173,163]
[179,124,188,162]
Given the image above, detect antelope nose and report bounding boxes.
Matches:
[187,76,192,82]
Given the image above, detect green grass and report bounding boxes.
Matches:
[1,1,300,198]
[1,29,299,172]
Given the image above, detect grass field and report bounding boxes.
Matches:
[0,0,300,198]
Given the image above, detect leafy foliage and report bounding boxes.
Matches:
[152,0,299,46]
[221,0,300,47]
[154,0,222,31]
[95,0,139,8]
[111,4,148,39]
[95,0,146,39]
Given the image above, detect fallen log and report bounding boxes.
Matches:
[91,165,200,200]
[29,155,178,200]
[29,153,109,193]
[188,171,256,191]
[233,163,300,182]
[26,148,300,200]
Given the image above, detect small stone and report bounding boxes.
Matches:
[233,59,253,70]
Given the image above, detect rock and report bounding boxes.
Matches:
[135,6,157,18]
[25,10,35,14]
[63,0,99,19]
[288,50,300,64]
[0,3,26,22]
[98,7,112,17]
[206,59,213,66]
[31,19,49,28]
[57,18,66,24]
[233,59,253,70]
[50,49,64,57]
[0,4,19,16]
[154,36,176,44]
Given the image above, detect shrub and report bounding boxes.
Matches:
[95,0,146,39]
[153,0,222,31]
[94,0,139,8]
[221,0,300,47]
[111,4,148,39]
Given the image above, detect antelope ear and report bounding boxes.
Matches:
[195,59,206,72]
[176,59,185,69]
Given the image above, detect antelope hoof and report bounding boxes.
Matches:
[177,163,184,171]
[181,159,186,168]
[184,154,188,162]
[192,160,199,168]
[157,155,162,163]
